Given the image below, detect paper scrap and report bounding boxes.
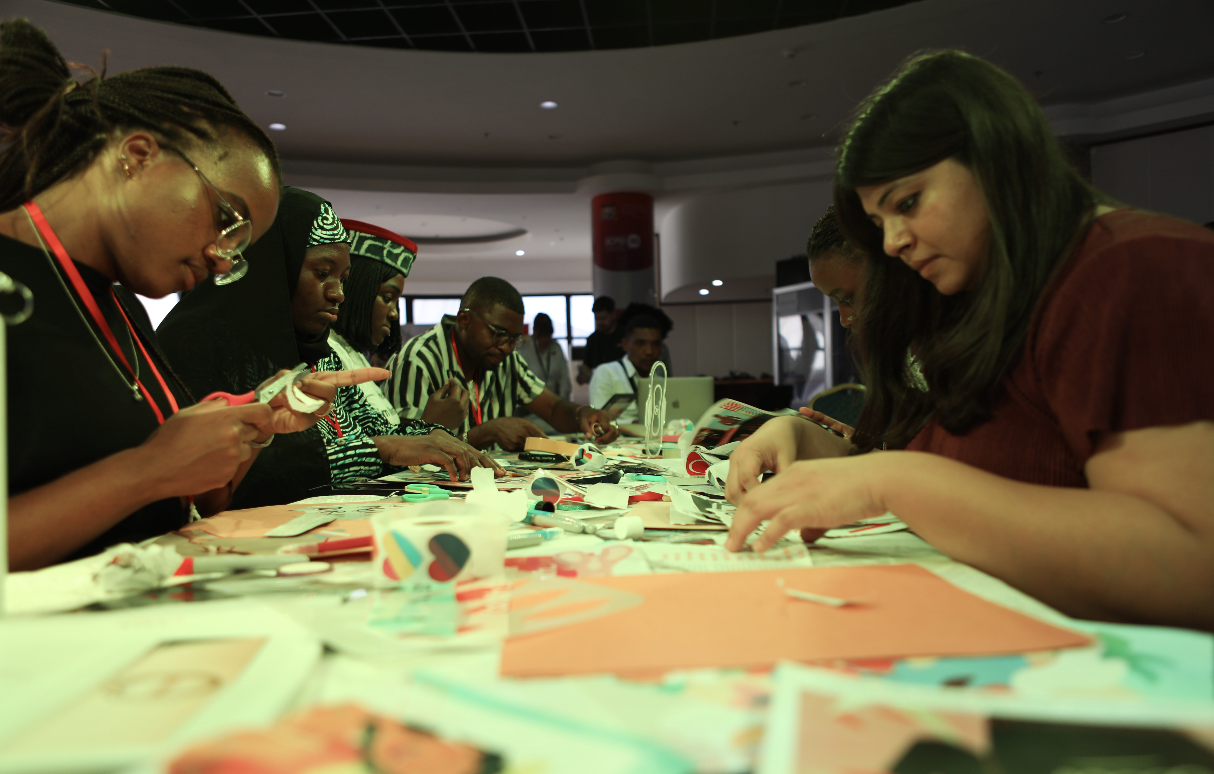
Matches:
[639,543,813,573]
[585,483,630,510]
[470,466,497,492]
[668,484,733,526]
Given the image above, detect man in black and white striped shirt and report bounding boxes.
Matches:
[383,277,622,450]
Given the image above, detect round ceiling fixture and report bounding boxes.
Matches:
[266,89,286,98]
[268,122,286,131]
[540,100,558,109]
[712,279,723,286]
[516,250,526,256]
[699,289,710,296]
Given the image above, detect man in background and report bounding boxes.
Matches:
[588,315,664,424]
[515,312,571,433]
[578,295,624,384]
[384,277,620,450]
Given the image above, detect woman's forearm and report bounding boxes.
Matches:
[883,451,1214,629]
[8,446,173,570]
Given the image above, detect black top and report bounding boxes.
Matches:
[158,187,337,508]
[583,327,625,369]
[2,235,190,558]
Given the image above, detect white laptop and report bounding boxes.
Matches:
[635,376,715,425]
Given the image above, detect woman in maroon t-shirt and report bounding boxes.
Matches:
[724,50,1214,631]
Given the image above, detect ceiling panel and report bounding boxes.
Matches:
[56,0,928,52]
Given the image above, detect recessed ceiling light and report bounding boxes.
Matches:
[516,250,526,256]
[540,100,558,109]
[699,289,710,296]
[1124,50,1145,59]
[266,89,286,98]
[268,123,286,131]
[1103,13,1128,23]
[712,279,723,286]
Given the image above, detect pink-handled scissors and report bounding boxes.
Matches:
[202,363,311,406]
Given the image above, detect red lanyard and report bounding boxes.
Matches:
[311,366,343,437]
[451,331,482,426]
[24,201,179,425]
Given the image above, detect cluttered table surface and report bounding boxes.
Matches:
[3,415,1214,773]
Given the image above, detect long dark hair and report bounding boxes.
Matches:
[333,254,403,358]
[0,18,280,211]
[834,50,1102,452]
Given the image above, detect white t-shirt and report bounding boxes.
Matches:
[589,357,640,423]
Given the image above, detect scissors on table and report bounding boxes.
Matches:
[202,363,311,405]
[400,484,451,502]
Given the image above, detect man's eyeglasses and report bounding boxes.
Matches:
[463,308,524,348]
[163,145,252,285]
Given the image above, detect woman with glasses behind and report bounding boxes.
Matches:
[0,20,375,570]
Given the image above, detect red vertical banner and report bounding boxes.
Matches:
[592,192,655,307]
[592,193,654,272]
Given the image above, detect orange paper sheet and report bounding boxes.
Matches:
[500,564,1090,679]
[186,503,376,539]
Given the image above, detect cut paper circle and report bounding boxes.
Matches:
[428,533,470,582]
[531,477,562,503]
[383,529,423,580]
[686,452,710,476]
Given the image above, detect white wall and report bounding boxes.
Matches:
[663,301,773,379]
[658,180,833,302]
[1091,124,1214,226]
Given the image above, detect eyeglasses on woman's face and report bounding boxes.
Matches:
[463,307,524,348]
[162,145,252,285]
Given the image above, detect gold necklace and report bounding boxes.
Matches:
[24,208,143,401]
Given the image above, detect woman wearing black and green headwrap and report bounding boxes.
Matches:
[159,187,498,508]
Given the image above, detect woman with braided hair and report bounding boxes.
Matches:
[331,218,469,432]
[0,19,380,569]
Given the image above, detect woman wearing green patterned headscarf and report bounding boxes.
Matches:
[160,187,499,506]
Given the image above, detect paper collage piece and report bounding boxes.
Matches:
[187,502,394,540]
[2,638,266,759]
[508,576,645,638]
[500,564,1092,680]
[823,514,910,539]
[689,400,784,449]
[629,501,727,532]
[638,543,813,573]
[265,503,406,537]
[506,544,651,578]
[826,620,1214,702]
[758,665,1214,774]
[668,483,734,526]
[167,703,503,774]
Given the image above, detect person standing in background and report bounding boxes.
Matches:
[515,312,571,432]
[578,295,624,383]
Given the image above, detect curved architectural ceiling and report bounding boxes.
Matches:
[53,0,923,53]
